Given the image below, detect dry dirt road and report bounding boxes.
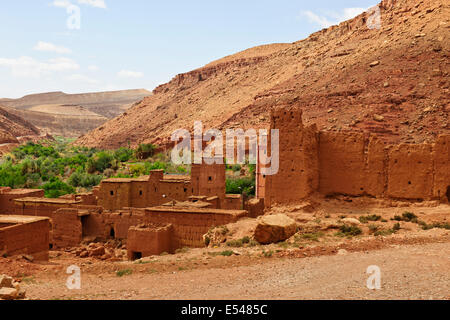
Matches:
[25,242,449,300]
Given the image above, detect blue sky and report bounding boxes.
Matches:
[0,0,378,98]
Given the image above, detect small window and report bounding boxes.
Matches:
[139,190,143,196]
[110,190,114,196]
[208,176,212,181]
[184,188,187,193]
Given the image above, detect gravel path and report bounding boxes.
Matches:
[26,242,449,300]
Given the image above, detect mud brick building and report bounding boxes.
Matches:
[0,187,45,215]
[0,215,50,261]
[257,105,450,207]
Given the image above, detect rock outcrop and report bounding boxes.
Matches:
[0,275,26,300]
[254,214,297,244]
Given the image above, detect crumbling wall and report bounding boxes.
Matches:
[191,162,226,201]
[222,194,243,210]
[0,189,45,215]
[144,207,247,248]
[433,135,450,202]
[260,105,449,206]
[245,198,265,218]
[387,143,434,200]
[0,217,49,261]
[263,105,319,207]
[127,224,173,259]
[52,209,82,248]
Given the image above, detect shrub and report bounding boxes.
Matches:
[135,144,158,160]
[113,147,134,162]
[116,269,132,277]
[68,171,103,188]
[359,215,382,223]
[226,177,255,195]
[337,225,362,237]
[42,177,75,198]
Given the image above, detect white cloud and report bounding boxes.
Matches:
[117,70,144,78]
[34,41,72,54]
[0,56,79,78]
[301,11,334,28]
[52,0,72,8]
[87,65,99,71]
[66,73,99,84]
[301,7,368,29]
[77,0,106,9]
[52,0,107,9]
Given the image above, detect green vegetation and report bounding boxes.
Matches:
[300,232,325,242]
[374,223,401,237]
[419,221,450,230]
[226,177,255,195]
[226,236,251,248]
[116,269,133,277]
[359,215,382,224]
[335,225,363,237]
[393,212,418,223]
[0,139,194,198]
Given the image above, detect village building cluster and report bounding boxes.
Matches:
[1,105,449,261]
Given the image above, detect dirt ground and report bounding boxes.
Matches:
[14,237,449,300]
[2,200,449,300]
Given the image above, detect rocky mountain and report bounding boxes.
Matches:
[1,89,151,137]
[0,106,40,144]
[76,0,448,149]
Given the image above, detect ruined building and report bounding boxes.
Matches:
[257,105,450,207]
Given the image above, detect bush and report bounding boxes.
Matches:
[338,225,362,237]
[113,147,134,162]
[135,144,158,160]
[116,269,133,277]
[68,171,103,188]
[42,177,75,198]
[226,177,255,195]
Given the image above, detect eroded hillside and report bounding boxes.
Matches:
[75,0,449,149]
[1,89,151,137]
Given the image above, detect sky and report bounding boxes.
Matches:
[0,0,379,98]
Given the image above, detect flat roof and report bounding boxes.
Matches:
[13,197,82,205]
[161,201,211,208]
[0,215,49,225]
[147,206,247,216]
[0,188,43,195]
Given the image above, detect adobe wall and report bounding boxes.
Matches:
[191,162,226,202]
[13,198,81,220]
[52,208,83,248]
[0,188,45,215]
[262,106,319,207]
[432,135,450,202]
[387,143,434,199]
[222,194,243,210]
[245,198,265,218]
[259,105,450,206]
[0,216,50,261]
[144,207,247,248]
[127,224,174,259]
[97,170,192,211]
[318,132,386,197]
